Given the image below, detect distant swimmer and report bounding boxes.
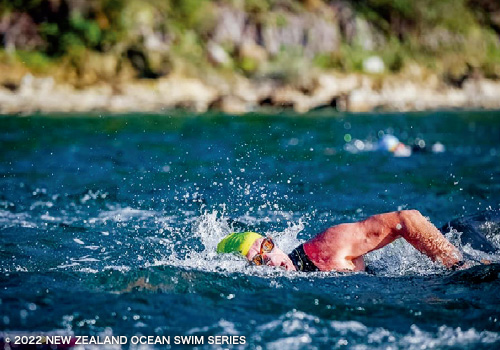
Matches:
[217,210,467,272]
[377,134,446,157]
[377,134,412,157]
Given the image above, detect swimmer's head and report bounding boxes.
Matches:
[378,134,400,152]
[378,134,412,157]
[217,232,296,271]
[216,232,262,256]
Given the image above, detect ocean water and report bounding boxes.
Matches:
[0,110,499,349]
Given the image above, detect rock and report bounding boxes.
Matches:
[65,51,122,87]
[0,12,44,51]
[212,5,340,60]
[4,63,500,114]
[463,78,500,108]
[212,6,247,47]
[262,12,306,56]
[157,76,218,112]
[238,42,268,64]
[125,47,162,79]
[230,76,260,104]
[86,52,119,80]
[240,78,277,106]
[348,87,380,112]
[111,82,160,112]
[207,42,231,66]
[210,95,249,114]
[122,1,171,52]
[304,15,340,57]
[314,73,360,100]
[353,17,378,50]
[363,56,385,74]
[146,51,172,77]
[19,73,54,96]
[270,86,303,110]
[272,86,321,113]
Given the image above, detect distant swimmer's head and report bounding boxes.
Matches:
[217,232,296,271]
[378,134,400,152]
[378,134,412,157]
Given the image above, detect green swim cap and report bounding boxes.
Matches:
[216,232,263,256]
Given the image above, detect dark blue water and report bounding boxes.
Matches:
[1,111,500,349]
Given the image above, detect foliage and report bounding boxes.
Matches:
[1,49,53,73]
[0,0,499,81]
[244,0,271,14]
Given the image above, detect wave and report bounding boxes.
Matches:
[2,317,497,350]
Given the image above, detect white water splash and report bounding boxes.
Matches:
[257,310,500,350]
[148,209,310,276]
[443,227,500,265]
[364,238,441,276]
[73,238,85,245]
[269,218,306,254]
[191,208,233,257]
[6,317,497,350]
[480,220,500,249]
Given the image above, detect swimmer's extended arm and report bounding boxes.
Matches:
[304,210,462,271]
[360,210,463,268]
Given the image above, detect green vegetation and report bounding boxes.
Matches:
[0,0,499,84]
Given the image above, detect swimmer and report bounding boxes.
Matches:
[378,134,446,156]
[217,210,465,272]
[377,134,412,157]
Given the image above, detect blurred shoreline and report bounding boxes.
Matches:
[1,70,500,114]
[2,0,500,114]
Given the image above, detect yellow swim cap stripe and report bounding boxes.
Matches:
[217,232,262,256]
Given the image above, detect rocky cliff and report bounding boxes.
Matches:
[1,0,500,113]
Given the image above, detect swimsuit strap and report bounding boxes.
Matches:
[288,244,320,272]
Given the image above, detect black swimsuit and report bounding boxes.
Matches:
[288,244,320,272]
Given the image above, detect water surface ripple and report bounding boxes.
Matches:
[1,111,499,349]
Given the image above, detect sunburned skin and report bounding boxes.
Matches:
[244,210,463,272]
[304,210,462,271]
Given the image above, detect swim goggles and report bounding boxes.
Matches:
[250,237,275,266]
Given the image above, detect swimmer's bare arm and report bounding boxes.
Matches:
[304,210,462,271]
[357,210,463,268]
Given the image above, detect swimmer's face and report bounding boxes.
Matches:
[246,237,296,271]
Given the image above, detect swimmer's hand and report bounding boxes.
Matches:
[452,259,492,271]
[451,260,473,271]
